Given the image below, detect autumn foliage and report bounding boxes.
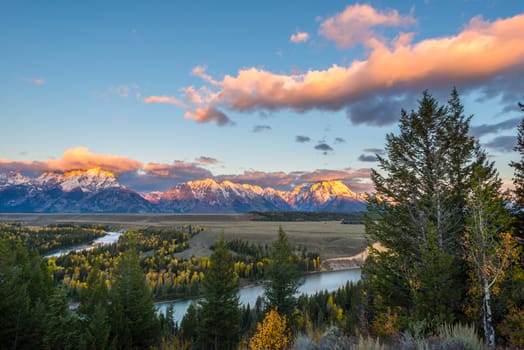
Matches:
[249,308,291,350]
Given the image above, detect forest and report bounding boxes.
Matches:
[1,89,524,349]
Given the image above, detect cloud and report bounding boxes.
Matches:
[363,148,385,154]
[319,4,417,49]
[358,154,378,162]
[253,125,272,133]
[160,10,524,126]
[194,156,220,165]
[0,147,143,175]
[314,143,334,153]
[295,135,311,143]
[485,135,516,153]
[192,65,220,86]
[144,95,187,108]
[119,161,215,192]
[183,106,232,125]
[290,31,310,43]
[334,137,346,144]
[0,148,374,193]
[216,168,372,192]
[470,117,521,137]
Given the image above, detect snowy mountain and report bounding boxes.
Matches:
[0,168,153,213]
[0,170,366,213]
[157,179,292,213]
[37,167,122,192]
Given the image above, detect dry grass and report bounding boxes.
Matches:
[0,213,367,259]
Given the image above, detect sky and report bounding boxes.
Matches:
[1,0,523,193]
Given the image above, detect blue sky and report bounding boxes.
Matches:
[1,1,523,192]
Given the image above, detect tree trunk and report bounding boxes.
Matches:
[483,281,496,349]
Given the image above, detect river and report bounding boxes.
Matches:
[44,230,124,258]
[155,268,362,323]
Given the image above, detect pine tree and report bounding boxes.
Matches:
[0,240,53,349]
[110,248,160,349]
[264,227,303,322]
[197,235,241,350]
[78,262,111,350]
[364,89,478,327]
[510,105,524,238]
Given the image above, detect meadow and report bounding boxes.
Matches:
[0,213,367,259]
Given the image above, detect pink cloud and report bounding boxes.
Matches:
[0,147,142,174]
[319,4,417,49]
[216,168,372,192]
[144,95,187,108]
[165,11,524,126]
[191,66,220,86]
[194,156,220,165]
[290,31,310,43]
[183,106,231,125]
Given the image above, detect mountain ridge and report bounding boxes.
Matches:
[0,169,366,213]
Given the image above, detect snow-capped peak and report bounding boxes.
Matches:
[37,167,122,192]
[0,171,32,187]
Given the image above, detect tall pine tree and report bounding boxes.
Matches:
[110,248,160,349]
[264,227,302,322]
[364,89,479,329]
[197,235,241,350]
[510,104,524,238]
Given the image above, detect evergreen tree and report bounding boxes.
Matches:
[43,287,80,350]
[197,235,241,350]
[510,105,524,238]
[78,261,111,350]
[110,248,160,349]
[0,240,53,349]
[264,227,303,322]
[364,89,478,329]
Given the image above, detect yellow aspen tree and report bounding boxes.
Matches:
[249,308,291,350]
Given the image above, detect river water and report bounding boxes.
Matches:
[155,268,362,323]
[42,232,362,324]
[44,231,124,258]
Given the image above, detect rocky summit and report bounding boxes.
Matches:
[0,169,366,213]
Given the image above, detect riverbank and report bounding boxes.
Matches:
[320,242,386,271]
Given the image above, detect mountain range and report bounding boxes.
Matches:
[0,168,366,213]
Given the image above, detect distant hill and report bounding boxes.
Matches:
[0,168,367,213]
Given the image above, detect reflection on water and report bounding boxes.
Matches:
[155,268,361,323]
[44,231,124,258]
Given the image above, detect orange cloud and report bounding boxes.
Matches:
[0,147,142,175]
[45,147,143,173]
[290,31,310,43]
[160,10,524,126]
[319,4,416,49]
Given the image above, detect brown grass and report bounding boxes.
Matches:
[0,213,367,259]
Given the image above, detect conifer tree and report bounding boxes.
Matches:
[364,89,478,327]
[264,227,303,321]
[510,105,524,238]
[197,235,241,350]
[110,248,160,349]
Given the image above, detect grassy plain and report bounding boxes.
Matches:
[0,213,367,259]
